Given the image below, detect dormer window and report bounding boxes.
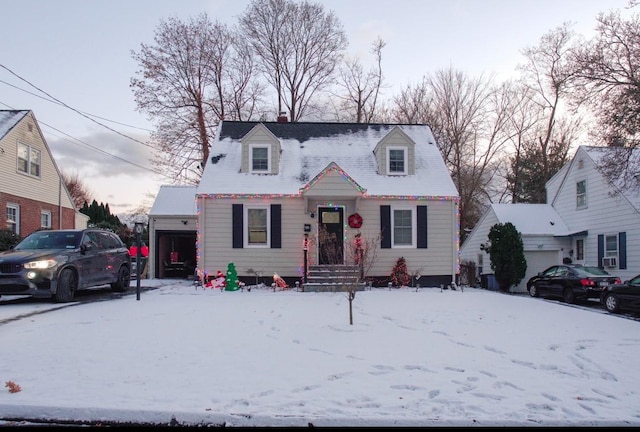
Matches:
[387,147,406,175]
[250,144,271,173]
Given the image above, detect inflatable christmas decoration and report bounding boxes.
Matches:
[225,262,240,291]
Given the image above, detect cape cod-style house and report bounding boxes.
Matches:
[0,110,87,238]
[181,119,460,288]
[460,145,639,293]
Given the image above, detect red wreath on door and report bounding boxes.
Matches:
[348,213,363,229]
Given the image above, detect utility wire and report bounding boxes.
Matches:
[0,100,169,180]
[0,63,174,180]
[0,63,155,149]
[0,78,153,132]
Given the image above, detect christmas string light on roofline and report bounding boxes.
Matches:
[195,193,459,201]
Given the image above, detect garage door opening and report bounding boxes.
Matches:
[155,230,196,279]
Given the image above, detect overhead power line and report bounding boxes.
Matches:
[0,63,179,181]
[0,63,154,149]
[0,78,153,133]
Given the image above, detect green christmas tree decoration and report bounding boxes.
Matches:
[225,262,240,291]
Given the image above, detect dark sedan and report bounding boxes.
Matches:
[600,275,640,314]
[527,264,621,304]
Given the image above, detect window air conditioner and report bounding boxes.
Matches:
[602,256,617,267]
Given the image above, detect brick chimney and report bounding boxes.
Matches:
[277,111,288,123]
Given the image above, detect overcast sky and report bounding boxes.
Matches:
[0,0,634,216]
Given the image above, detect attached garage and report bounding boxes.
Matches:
[148,186,197,279]
[516,249,563,293]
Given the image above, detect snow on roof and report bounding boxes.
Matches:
[491,203,570,236]
[0,110,28,140]
[197,122,459,197]
[149,185,197,216]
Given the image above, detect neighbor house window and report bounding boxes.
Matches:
[246,206,269,246]
[392,208,413,246]
[576,239,584,261]
[41,210,52,229]
[605,234,618,259]
[576,180,586,208]
[250,144,270,173]
[6,204,19,234]
[387,147,406,175]
[17,142,41,177]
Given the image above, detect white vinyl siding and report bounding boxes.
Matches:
[0,112,75,210]
[199,197,457,281]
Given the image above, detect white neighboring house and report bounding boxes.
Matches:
[460,145,638,293]
[460,204,572,293]
[148,185,197,279]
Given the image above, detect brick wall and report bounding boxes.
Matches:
[0,192,76,238]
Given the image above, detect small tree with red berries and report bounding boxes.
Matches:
[390,257,410,287]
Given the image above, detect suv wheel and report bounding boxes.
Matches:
[55,268,76,303]
[604,293,620,313]
[111,265,131,292]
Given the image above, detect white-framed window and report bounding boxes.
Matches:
[576,179,587,209]
[6,204,19,234]
[250,144,271,173]
[605,234,618,259]
[392,207,414,247]
[41,210,52,229]
[17,142,41,177]
[387,147,407,175]
[245,205,269,247]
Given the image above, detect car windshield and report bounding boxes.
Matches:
[14,231,81,250]
[574,266,610,277]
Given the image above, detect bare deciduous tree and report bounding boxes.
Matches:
[239,0,348,122]
[131,13,263,184]
[569,11,640,191]
[391,68,511,241]
[511,23,581,200]
[344,231,380,325]
[61,170,93,209]
[388,77,434,124]
[332,37,387,123]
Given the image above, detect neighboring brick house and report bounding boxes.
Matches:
[0,110,87,239]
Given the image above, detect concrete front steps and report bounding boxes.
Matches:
[302,264,367,292]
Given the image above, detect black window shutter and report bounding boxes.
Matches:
[271,204,281,249]
[417,205,427,248]
[619,231,627,269]
[232,204,243,248]
[380,205,391,249]
[597,234,604,268]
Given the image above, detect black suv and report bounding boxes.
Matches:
[0,228,131,303]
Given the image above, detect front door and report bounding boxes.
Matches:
[318,207,344,265]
